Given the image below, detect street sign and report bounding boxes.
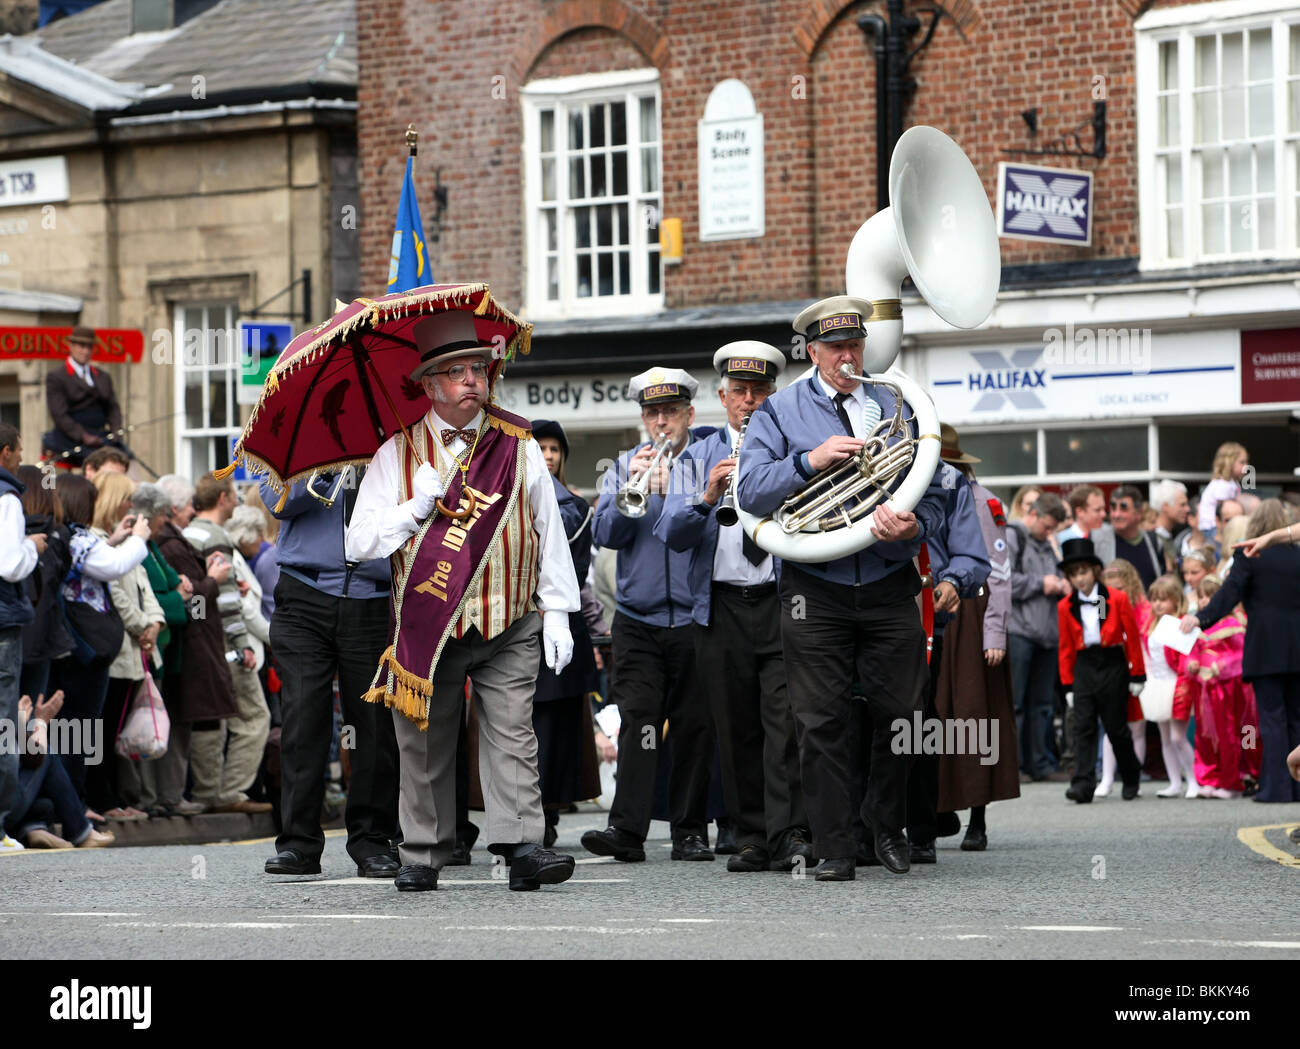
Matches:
[237,321,292,406]
[996,162,1093,246]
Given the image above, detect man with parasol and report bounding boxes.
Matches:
[344,309,581,892]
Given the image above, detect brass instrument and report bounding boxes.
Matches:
[772,366,916,535]
[306,466,354,508]
[713,413,751,527]
[615,435,674,518]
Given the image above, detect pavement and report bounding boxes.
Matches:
[1,781,1297,960]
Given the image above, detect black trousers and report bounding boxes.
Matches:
[781,565,927,860]
[608,612,711,842]
[696,583,805,852]
[269,574,399,863]
[1070,645,1140,793]
[904,631,944,847]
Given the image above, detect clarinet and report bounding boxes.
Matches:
[713,413,751,527]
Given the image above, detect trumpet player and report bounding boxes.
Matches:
[654,343,811,873]
[737,297,949,881]
[583,368,716,862]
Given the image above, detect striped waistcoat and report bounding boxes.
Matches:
[396,418,539,642]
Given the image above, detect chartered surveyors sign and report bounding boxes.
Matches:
[996,162,1093,246]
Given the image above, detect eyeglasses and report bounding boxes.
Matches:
[1109,500,1134,511]
[641,405,684,420]
[433,361,489,382]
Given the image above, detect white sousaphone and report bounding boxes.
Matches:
[732,125,1001,563]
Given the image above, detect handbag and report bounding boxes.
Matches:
[62,527,125,665]
[115,653,170,760]
[1139,676,1175,723]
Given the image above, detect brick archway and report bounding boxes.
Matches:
[512,0,670,82]
[793,0,984,58]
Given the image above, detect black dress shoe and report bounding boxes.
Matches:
[936,812,962,838]
[356,852,400,878]
[508,847,575,891]
[874,832,910,874]
[264,849,321,875]
[726,844,770,872]
[671,834,715,861]
[394,864,438,891]
[813,857,855,881]
[908,841,937,864]
[713,823,738,855]
[961,827,988,851]
[581,826,646,862]
[1065,786,1093,804]
[770,831,815,872]
[446,840,472,866]
[1121,782,1140,800]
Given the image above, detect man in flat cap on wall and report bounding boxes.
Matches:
[582,367,716,863]
[655,342,812,874]
[44,326,127,468]
[346,310,580,892]
[737,296,949,881]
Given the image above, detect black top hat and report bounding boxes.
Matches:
[1057,537,1104,573]
[530,418,569,461]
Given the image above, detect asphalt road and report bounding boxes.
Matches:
[1,782,1297,961]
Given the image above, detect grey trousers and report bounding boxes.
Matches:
[393,614,544,869]
[191,664,270,807]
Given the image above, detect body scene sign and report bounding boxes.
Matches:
[996,162,1093,246]
[0,326,145,364]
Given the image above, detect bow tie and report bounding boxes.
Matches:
[440,428,476,446]
[1078,596,1101,606]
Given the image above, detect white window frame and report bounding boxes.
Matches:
[521,68,664,319]
[1137,0,1300,269]
[173,301,241,479]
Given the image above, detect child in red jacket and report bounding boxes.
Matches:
[1057,538,1147,804]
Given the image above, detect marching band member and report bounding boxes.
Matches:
[345,312,580,892]
[655,343,812,874]
[736,297,948,882]
[581,368,717,863]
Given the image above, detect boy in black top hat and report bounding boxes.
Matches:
[1055,538,1146,803]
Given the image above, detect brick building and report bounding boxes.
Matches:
[357,0,1300,499]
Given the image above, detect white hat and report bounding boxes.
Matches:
[712,340,785,382]
[627,367,699,406]
[409,311,494,382]
[793,295,875,344]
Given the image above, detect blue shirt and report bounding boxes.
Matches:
[736,373,947,587]
[592,444,695,628]
[655,426,777,626]
[926,464,992,630]
[260,475,390,600]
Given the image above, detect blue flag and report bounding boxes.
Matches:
[387,156,429,292]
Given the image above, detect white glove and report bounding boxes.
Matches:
[542,610,573,675]
[1065,691,1074,709]
[409,462,445,518]
[1129,681,1144,697]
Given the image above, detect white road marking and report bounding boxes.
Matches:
[660,918,718,923]
[48,912,144,917]
[573,856,614,865]
[440,925,667,934]
[271,876,629,887]
[1015,925,1123,932]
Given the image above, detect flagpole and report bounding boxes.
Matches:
[406,123,417,159]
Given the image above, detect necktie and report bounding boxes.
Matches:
[833,393,854,436]
[441,428,476,446]
[741,529,766,567]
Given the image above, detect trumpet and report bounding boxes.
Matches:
[713,413,751,527]
[615,435,674,518]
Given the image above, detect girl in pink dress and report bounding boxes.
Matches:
[1095,561,1150,797]
[1145,576,1195,797]
[1186,576,1253,798]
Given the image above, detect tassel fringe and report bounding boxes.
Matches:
[213,460,239,481]
[362,645,434,731]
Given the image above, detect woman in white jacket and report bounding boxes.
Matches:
[88,473,165,822]
[50,474,150,821]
